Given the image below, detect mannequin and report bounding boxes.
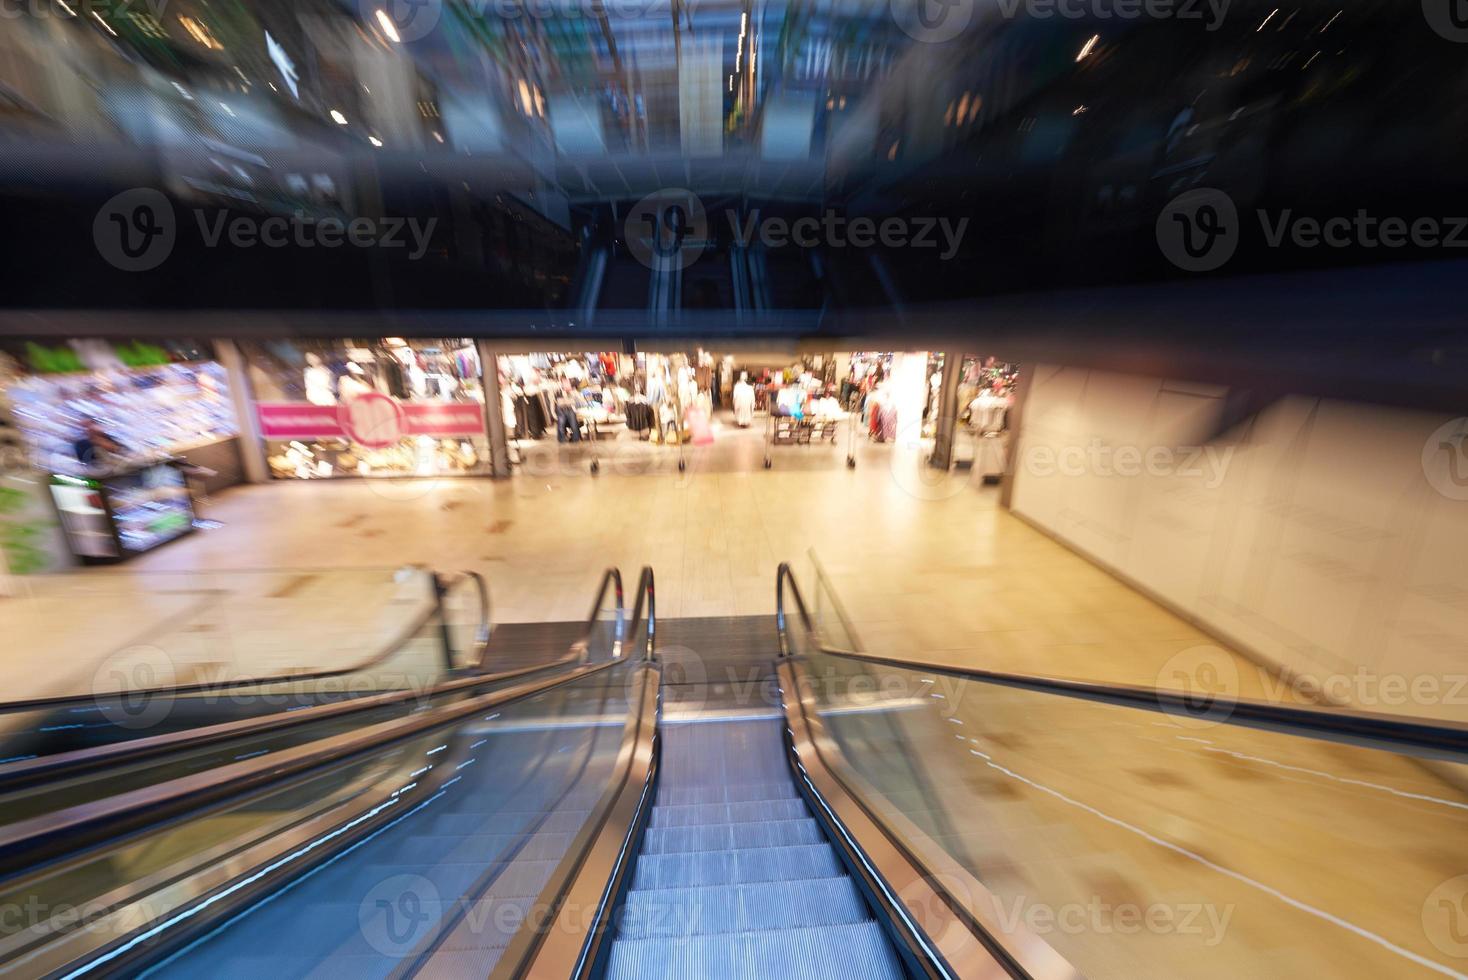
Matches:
[732,371,755,427]
[304,352,335,406]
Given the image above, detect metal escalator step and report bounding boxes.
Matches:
[630,843,843,889]
[381,830,575,864]
[640,817,824,855]
[604,920,904,980]
[649,798,810,828]
[616,877,869,939]
[657,779,799,807]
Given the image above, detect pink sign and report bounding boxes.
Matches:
[257,398,485,446]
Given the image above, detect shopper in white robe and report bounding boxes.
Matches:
[732,372,756,427]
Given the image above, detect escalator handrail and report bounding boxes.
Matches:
[777,562,1468,759]
[449,569,493,668]
[626,565,656,662]
[0,565,619,801]
[0,648,574,792]
[0,655,628,878]
[775,560,813,658]
[0,565,481,715]
[487,622,662,979]
[578,566,626,663]
[776,566,1083,980]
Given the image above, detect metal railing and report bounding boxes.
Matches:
[780,556,1468,760]
[627,566,656,663]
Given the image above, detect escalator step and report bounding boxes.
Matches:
[630,843,843,889]
[616,877,869,939]
[604,920,904,980]
[649,798,810,828]
[381,830,575,865]
[656,779,799,807]
[640,817,825,855]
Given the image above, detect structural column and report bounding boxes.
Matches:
[928,351,965,471]
[476,340,512,478]
[215,340,269,484]
[998,362,1031,509]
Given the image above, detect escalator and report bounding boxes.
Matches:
[605,716,904,978]
[0,568,495,764]
[5,561,1467,979]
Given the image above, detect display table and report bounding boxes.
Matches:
[49,459,196,563]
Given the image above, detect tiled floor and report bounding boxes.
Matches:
[2,412,1463,977]
[29,413,1298,702]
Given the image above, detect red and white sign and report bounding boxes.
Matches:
[257,397,485,447]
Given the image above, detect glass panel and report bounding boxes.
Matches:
[2,659,639,977]
[441,574,488,671]
[793,566,1468,979]
[238,339,490,481]
[583,574,624,663]
[0,567,447,763]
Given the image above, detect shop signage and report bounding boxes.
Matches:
[257,395,485,449]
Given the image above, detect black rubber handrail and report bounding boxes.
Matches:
[626,566,656,663]
[1,571,638,976]
[577,567,625,662]
[0,565,484,714]
[775,561,813,659]
[0,657,626,877]
[0,568,607,790]
[774,561,1468,760]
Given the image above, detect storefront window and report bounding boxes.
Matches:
[4,356,237,478]
[242,339,489,480]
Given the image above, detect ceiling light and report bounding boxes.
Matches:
[375,9,402,43]
[331,109,348,125]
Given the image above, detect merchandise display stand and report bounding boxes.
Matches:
[585,417,601,475]
[762,412,850,469]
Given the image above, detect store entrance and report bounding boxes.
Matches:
[491,347,1018,484]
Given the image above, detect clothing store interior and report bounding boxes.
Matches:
[497,347,1019,476]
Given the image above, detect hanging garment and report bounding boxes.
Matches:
[732,381,755,427]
